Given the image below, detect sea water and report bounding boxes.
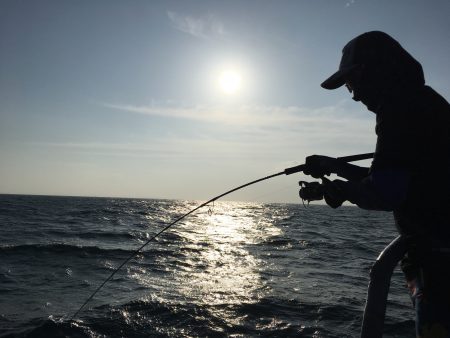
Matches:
[0,194,415,337]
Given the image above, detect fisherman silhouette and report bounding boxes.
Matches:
[302,31,450,337]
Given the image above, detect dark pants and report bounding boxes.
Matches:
[404,255,450,338]
[408,276,450,337]
[395,223,450,336]
[394,183,450,337]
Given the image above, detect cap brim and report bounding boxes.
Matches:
[320,65,360,90]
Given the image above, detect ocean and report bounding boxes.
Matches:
[0,194,415,337]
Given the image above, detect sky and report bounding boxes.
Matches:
[1,0,449,203]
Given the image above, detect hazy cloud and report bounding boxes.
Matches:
[167,11,226,40]
[104,102,303,126]
[103,101,370,128]
[103,102,376,156]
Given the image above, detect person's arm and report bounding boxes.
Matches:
[324,169,411,211]
[303,155,369,181]
[302,155,411,210]
[334,161,369,181]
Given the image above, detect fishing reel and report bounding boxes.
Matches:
[299,180,324,206]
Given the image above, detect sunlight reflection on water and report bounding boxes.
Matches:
[175,201,282,306]
[131,201,285,309]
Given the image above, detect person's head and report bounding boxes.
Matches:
[321,31,424,111]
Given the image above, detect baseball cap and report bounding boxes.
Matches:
[321,31,406,90]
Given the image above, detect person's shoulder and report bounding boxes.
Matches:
[422,85,450,108]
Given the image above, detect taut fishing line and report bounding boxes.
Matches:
[71,152,374,320]
[70,171,284,320]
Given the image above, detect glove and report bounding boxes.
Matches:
[303,155,338,178]
[322,178,346,209]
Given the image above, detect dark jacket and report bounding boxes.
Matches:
[343,32,450,240]
[325,30,450,289]
[372,85,450,176]
[373,84,450,239]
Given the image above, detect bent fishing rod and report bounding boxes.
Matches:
[71,152,374,320]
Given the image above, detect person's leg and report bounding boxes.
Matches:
[408,271,450,338]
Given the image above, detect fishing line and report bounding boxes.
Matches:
[70,171,284,320]
[70,152,374,320]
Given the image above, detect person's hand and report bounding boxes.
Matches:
[322,178,346,209]
[303,155,338,178]
[299,181,324,203]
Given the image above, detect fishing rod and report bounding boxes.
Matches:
[70,152,374,320]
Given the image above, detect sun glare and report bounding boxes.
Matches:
[218,69,242,94]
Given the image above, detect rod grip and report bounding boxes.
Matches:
[284,152,374,176]
[284,164,305,175]
[336,152,374,163]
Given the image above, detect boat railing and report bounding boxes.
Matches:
[360,235,407,338]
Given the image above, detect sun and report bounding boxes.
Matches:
[218,69,242,94]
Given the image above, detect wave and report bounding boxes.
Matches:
[0,318,91,338]
[0,243,160,259]
[1,293,415,338]
[0,196,413,337]
[1,298,319,337]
